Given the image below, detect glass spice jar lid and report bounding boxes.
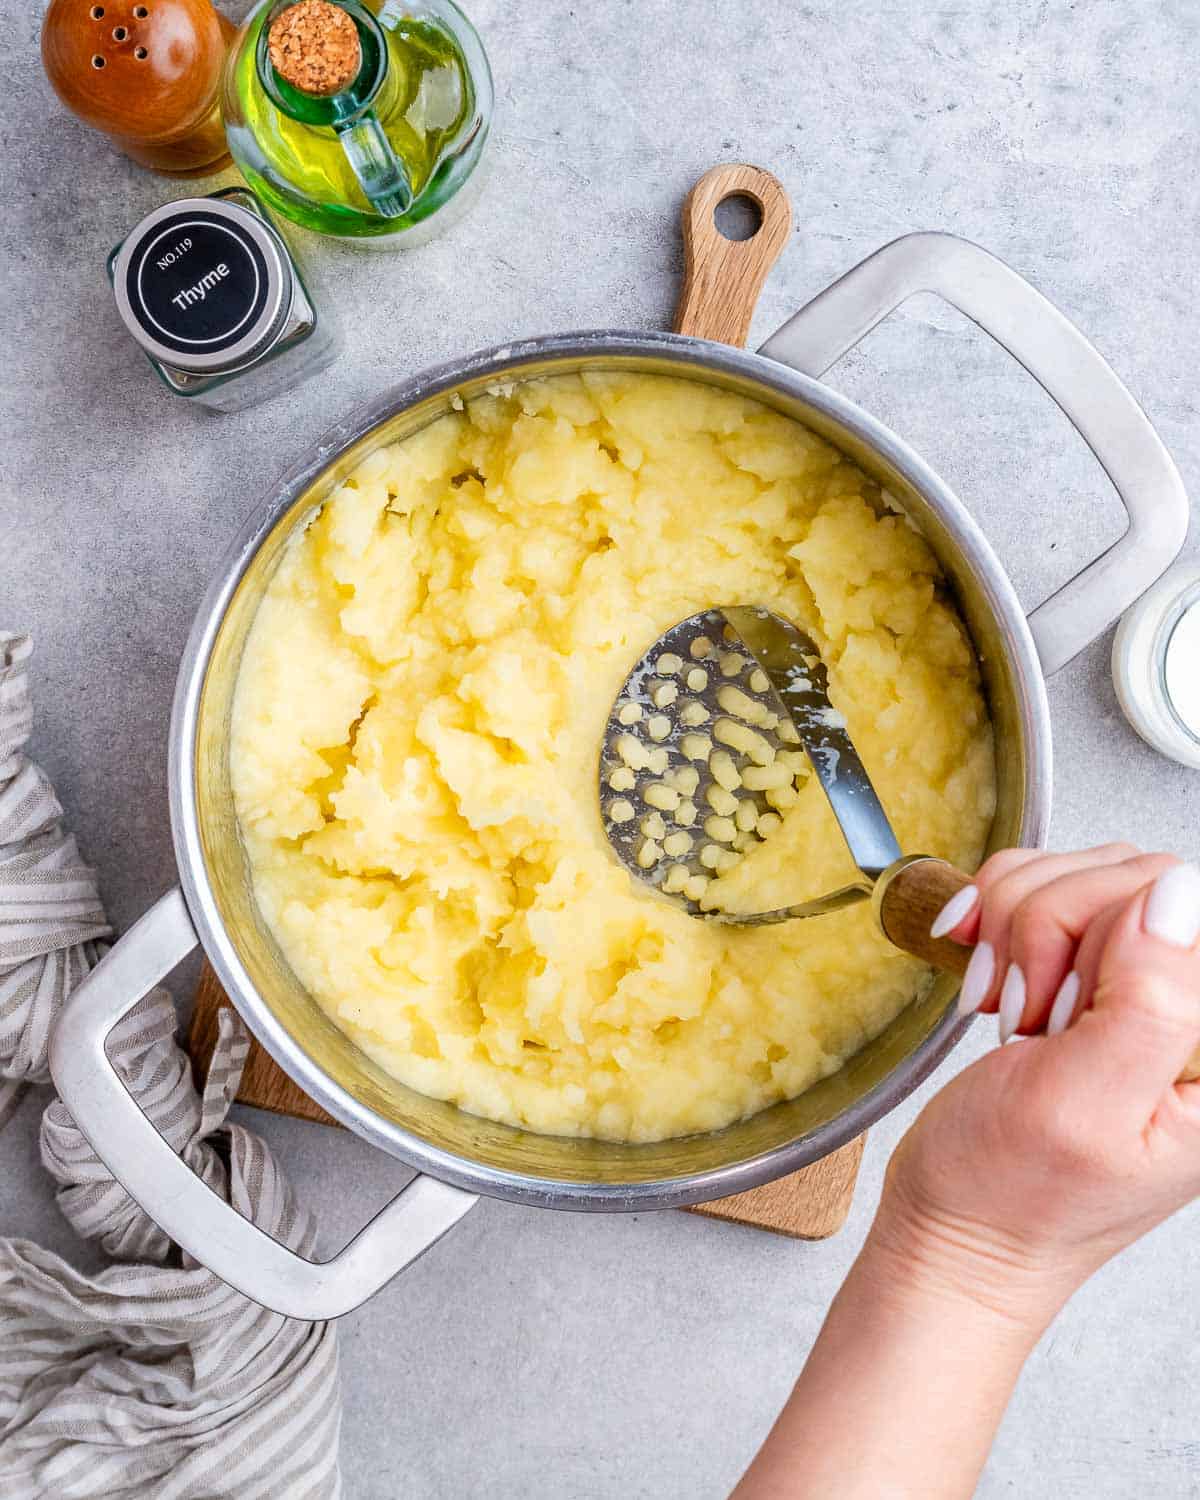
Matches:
[111,194,294,374]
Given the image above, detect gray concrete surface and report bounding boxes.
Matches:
[4,0,1200,1494]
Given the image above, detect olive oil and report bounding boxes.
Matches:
[223,0,491,244]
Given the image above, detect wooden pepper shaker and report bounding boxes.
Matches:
[41,0,235,176]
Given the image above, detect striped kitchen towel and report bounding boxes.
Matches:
[0,633,342,1499]
[0,633,110,1132]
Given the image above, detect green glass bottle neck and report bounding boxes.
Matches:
[252,0,412,217]
[255,0,389,127]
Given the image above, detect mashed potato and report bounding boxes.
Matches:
[231,372,995,1142]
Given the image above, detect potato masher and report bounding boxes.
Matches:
[599,606,977,977]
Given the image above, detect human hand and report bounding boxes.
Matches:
[870,846,1200,1336]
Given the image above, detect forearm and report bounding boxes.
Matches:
[732,1225,1048,1500]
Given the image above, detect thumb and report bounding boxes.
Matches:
[1056,863,1200,1119]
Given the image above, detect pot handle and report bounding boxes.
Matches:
[48,888,478,1321]
[758,232,1189,677]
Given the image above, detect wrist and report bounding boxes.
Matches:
[862,1188,1077,1351]
[757,1201,1049,1500]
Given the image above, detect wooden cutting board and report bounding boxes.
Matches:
[186,164,866,1241]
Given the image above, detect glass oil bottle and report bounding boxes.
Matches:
[222,0,492,246]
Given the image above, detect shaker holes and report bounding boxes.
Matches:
[90,4,104,15]
[134,45,147,57]
[113,25,127,38]
[133,5,149,13]
[91,53,105,66]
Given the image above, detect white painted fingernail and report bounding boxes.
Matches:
[998,963,1026,1043]
[931,884,979,940]
[1047,971,1080,1035]
[957,940,994,1016]
[1144,863,1200,949]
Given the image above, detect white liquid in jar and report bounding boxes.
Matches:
[1164,602,1200,741]
[1111,568,1200,770]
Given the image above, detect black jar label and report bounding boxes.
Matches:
[123,209,272,359]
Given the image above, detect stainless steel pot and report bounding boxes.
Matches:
[50,232,1187,1319]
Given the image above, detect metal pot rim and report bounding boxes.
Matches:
[168,328,1052,1210]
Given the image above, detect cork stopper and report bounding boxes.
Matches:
[268,0,360,96]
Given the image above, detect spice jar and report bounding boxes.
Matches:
[108,187,340,412]
[1112,564,1200,770]
[41,0,234,176]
